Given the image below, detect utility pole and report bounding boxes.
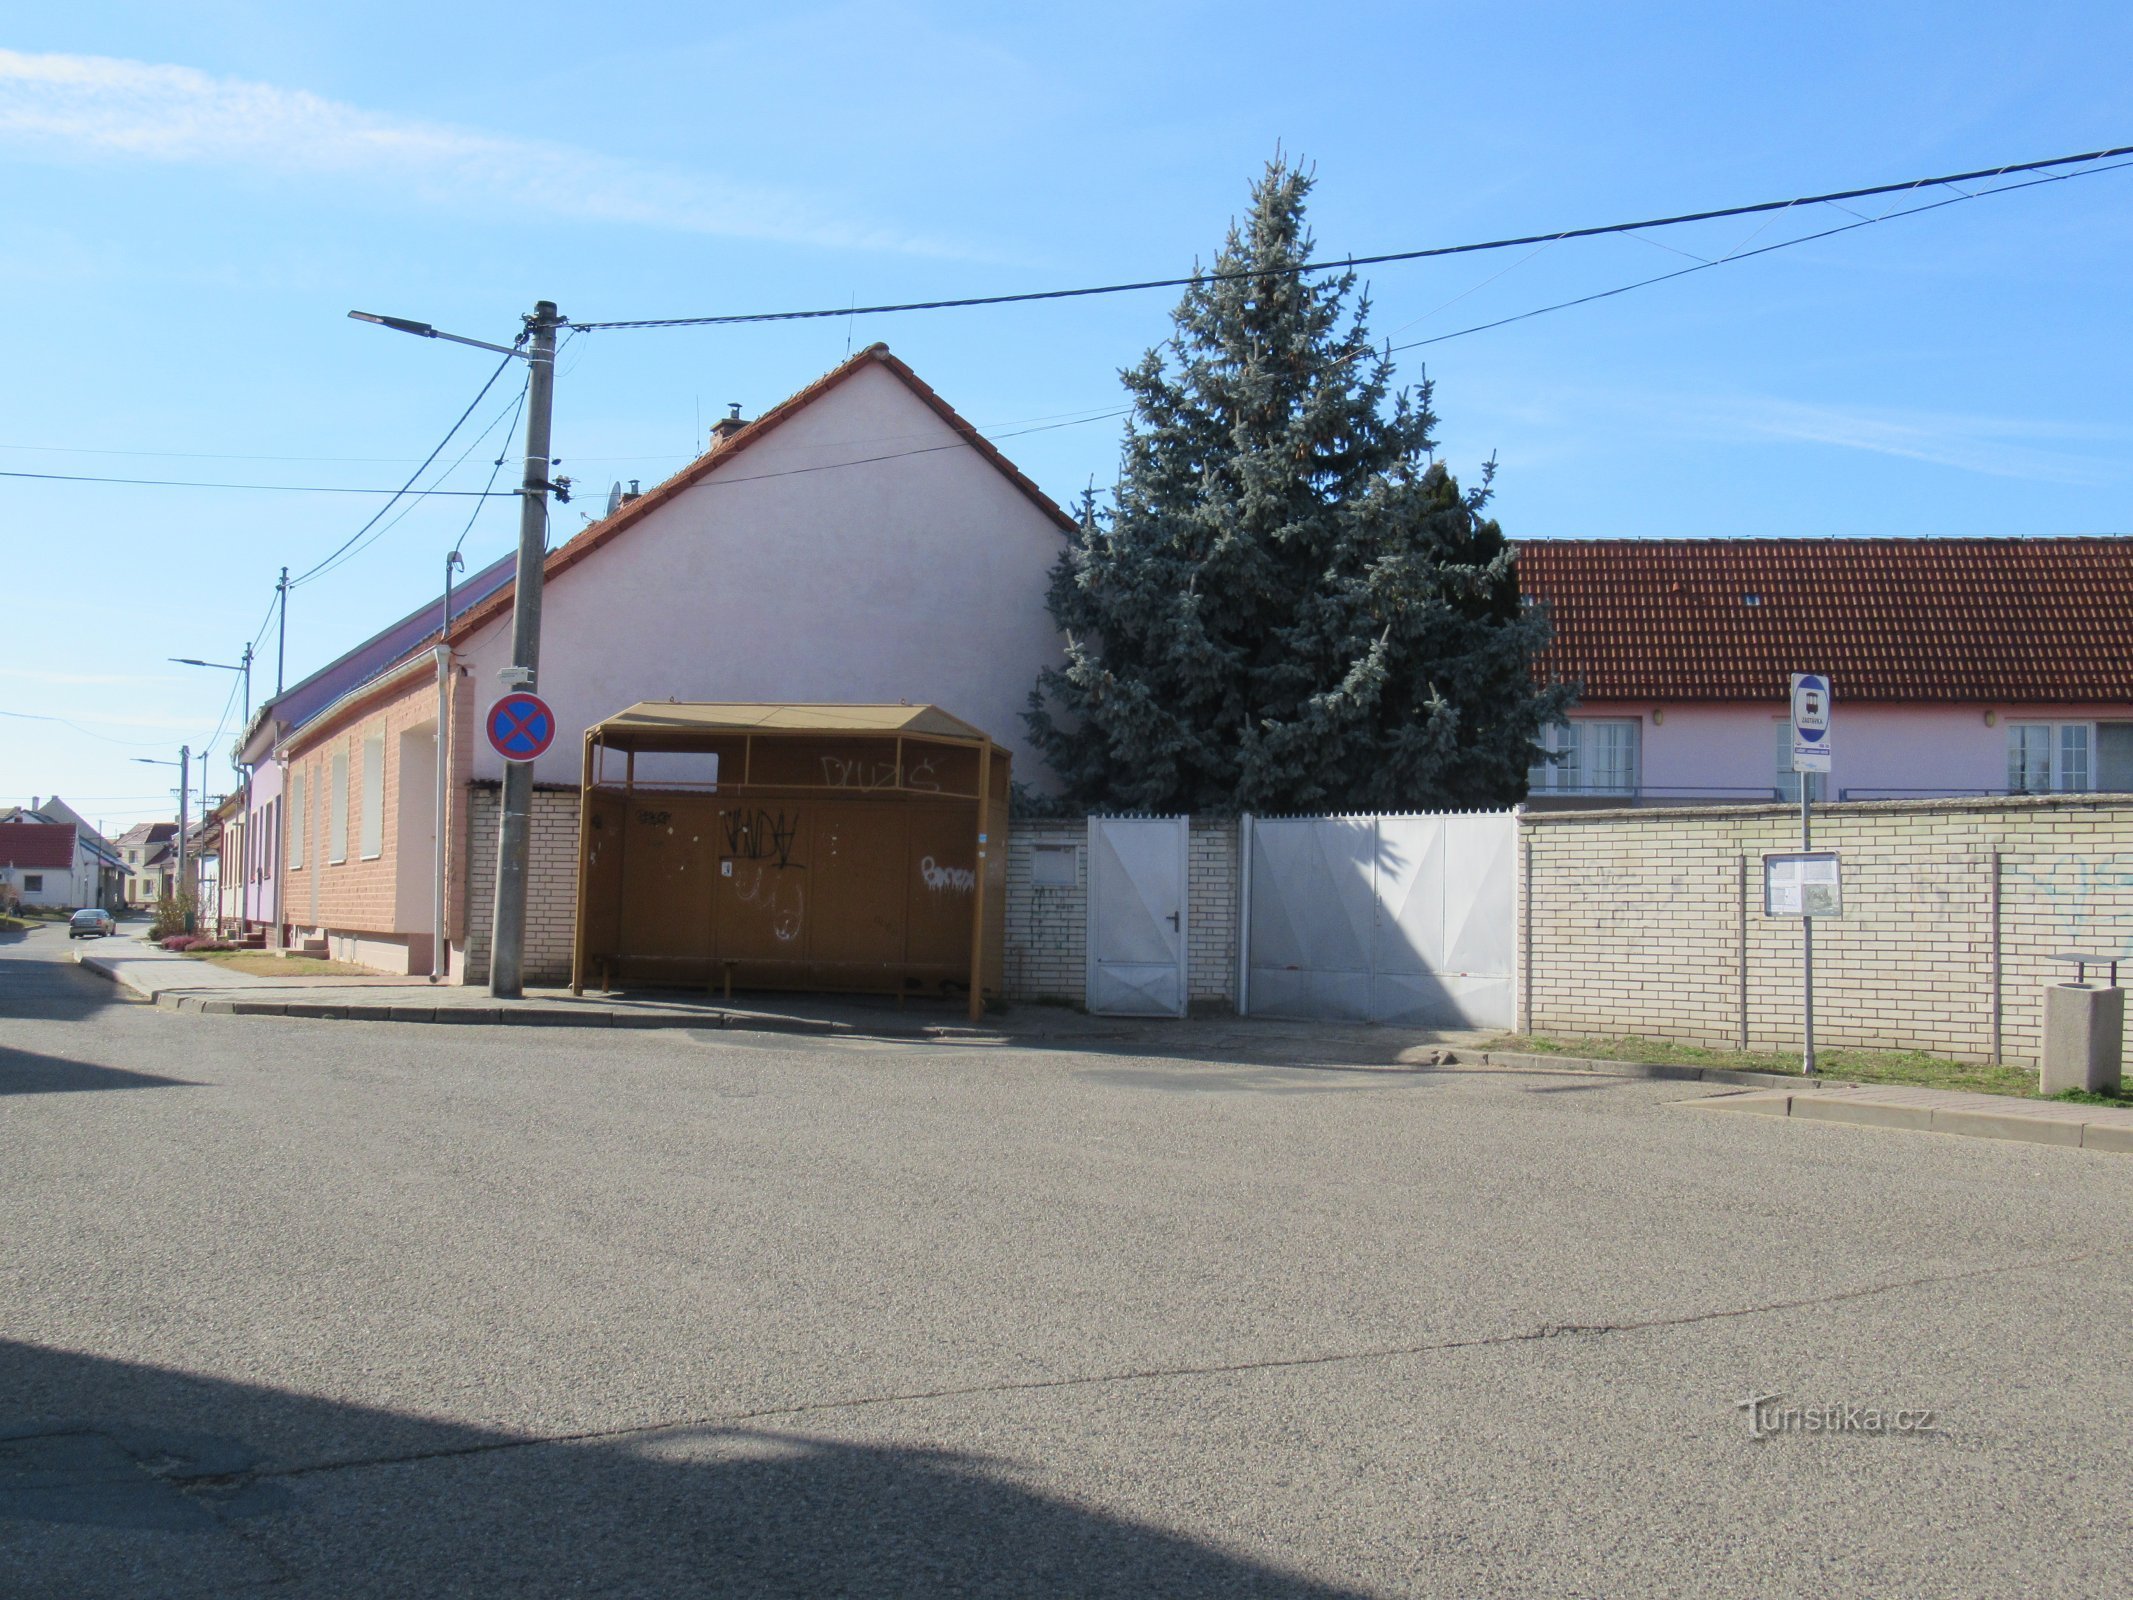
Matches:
[486,301,560,997]
[347,298,554,996]
[177,745,191,930]
[171,645,254,933]
[276,568,289,696]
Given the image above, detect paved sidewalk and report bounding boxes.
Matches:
[74,936,1009,1037]
[67,930,1486,1062]
[1694,1078,2133,1153]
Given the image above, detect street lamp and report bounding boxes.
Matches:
[131,748,193,930]
[352,302,558,998]
[171,647,254,934]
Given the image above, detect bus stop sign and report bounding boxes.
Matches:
[487,692,556,763]
[1790,673,1832,774]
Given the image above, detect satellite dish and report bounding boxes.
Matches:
[605,481,623,517]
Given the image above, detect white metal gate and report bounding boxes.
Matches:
[1241,812,1517,1028]
[1086,816,1189,1016]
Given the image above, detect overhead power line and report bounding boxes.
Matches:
[0,470,515,497]
[570,142,2133,331]
[1387,157,2133,352]
[296,372,532,589]
[0,708,188,748]
[287,344,522,588]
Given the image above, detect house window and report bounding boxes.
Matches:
[360,730,386,859]
[288,776,306,871]
[1775,718,1825,803]
[329,749,349,863]
[2009,723,2091,793]
[1529,719,1639,795]
[22,875,41,893]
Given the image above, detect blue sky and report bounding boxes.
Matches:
[5,1,2130,832]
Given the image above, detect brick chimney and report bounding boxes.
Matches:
[710,402,746,447]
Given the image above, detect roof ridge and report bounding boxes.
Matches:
[445,344,1076,647]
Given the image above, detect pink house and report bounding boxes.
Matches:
[1518,538,2133,805]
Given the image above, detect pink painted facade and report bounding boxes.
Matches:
[1539,701,2133,805]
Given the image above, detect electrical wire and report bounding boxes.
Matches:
[0,708,189,748]
[295,373,531,589]
[286,343,522,588]
[569,142,2133,331]
[1387,156,2133,352]
[446,382,530,572]
[0,469,518,495]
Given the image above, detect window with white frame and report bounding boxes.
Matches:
[2009,723,2091,793]
[360,730,385,859]
[288,776,305,870]
[1774,718,1825,803]
[1529,719,1640,795]
[328,749,349,864]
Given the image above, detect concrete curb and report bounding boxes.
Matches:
[1692,1089,2132,1154]
[1480,1046,2133,1156]
[1475,1050,1848,1093]
[74,949,996,1044]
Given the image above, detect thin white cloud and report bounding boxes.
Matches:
[0,49,954,256]
[1703,396,2128,485]
[1470,378,2131,487]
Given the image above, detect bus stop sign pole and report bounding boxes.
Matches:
[1791,673,1833,1076]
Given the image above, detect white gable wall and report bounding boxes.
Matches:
[459,362,1069,788]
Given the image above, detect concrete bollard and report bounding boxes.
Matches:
[2041,984,2125,1096]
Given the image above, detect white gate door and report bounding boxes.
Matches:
[1243,813,1516,1028]
[1086,816,1189,1017]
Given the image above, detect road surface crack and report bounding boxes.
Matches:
[180,1246,2099,1492]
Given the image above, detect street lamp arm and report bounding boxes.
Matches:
[348,310,528,360]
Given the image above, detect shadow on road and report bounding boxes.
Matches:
[0,1044,193,1096]
[0,933,126,1024]
[0,1338,1364,1598]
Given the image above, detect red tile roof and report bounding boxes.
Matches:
[0,821,77,870]
[1518,537,2133,704]
[448,343,1077,646]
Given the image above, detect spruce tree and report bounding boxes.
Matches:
[1026,159,1569,815]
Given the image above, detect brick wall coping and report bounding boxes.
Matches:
[1520,792,2133,828]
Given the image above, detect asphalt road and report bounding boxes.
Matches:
[4,924,2131,1597]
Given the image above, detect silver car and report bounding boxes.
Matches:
[68,908,117,939]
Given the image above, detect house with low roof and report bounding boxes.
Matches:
[1518,537,2133,806]
[113,822,178,906]
[233,551,515,945]
[0,798,125,908]
[274,342,1074,979]
[0,820,114,910]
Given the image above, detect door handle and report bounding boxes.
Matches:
[1166,911,1180,929]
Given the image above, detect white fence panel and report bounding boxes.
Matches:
[1244,811,1516,1028]
[1086,816,1189,1016]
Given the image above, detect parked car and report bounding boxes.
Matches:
[68,908,117,939]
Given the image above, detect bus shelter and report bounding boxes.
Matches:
[572,702,1009,1019]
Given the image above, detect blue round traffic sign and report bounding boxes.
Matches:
[487,692,557,762]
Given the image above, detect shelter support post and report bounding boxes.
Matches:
[968,742,992,1022]
[571,732,596,995]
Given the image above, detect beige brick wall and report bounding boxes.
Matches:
[1521,795,2133,1067]
[1187,819,1239,1009]
[280,668,443,955]
[1004,820,1087,1004]
[463,784,581,985]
